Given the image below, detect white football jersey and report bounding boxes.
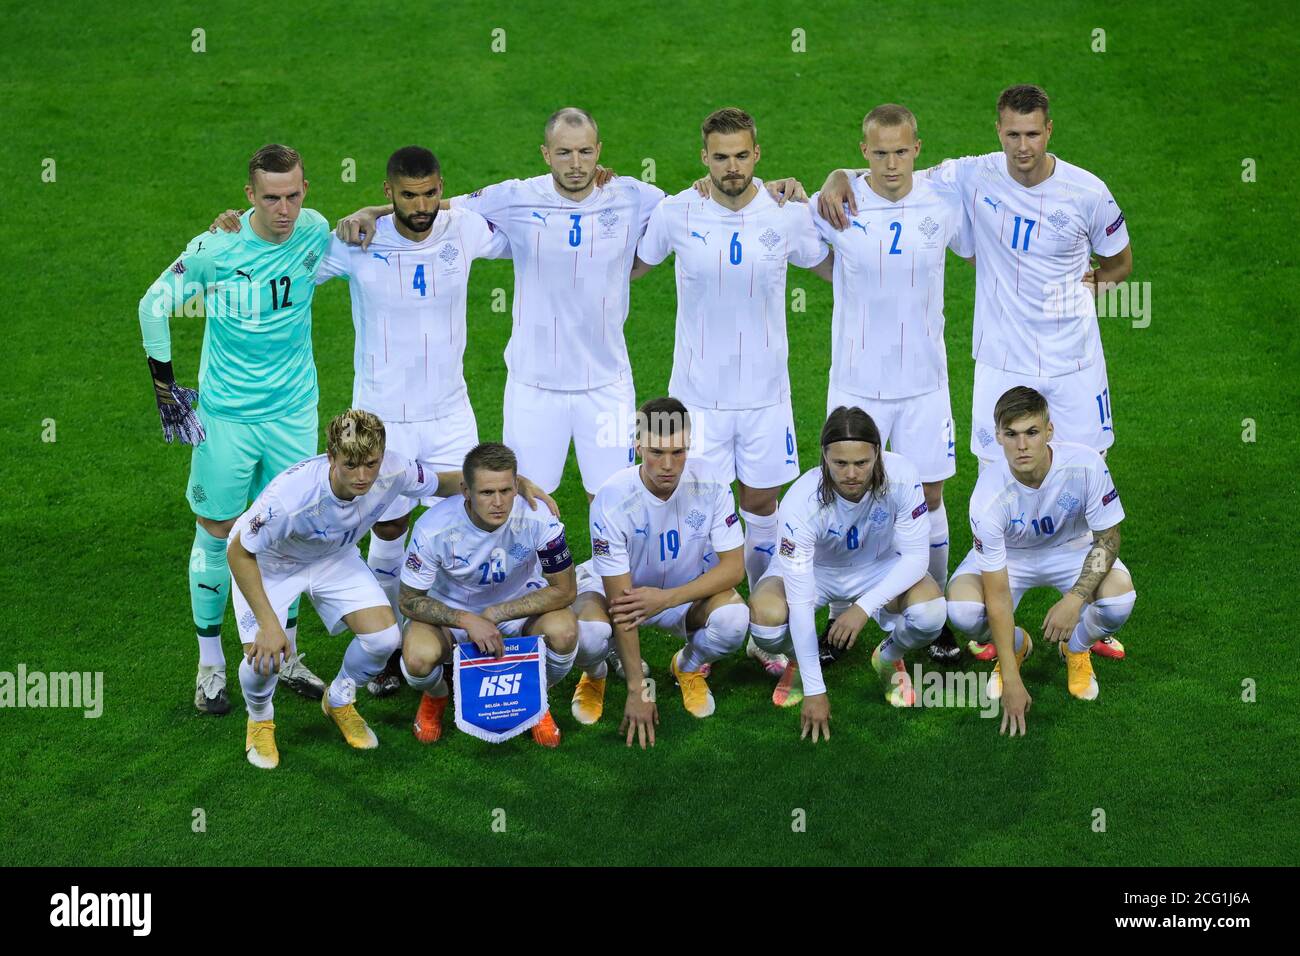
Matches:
[233,451,444,566]
[314,209,509,423]
[928,152,1130,378]
[453,174,665,391]
[968,440,1125,573]
[401,494,571,615]
[811,176,971,399]
[637,184,828,410]
[774,452,930,697]
[589,460,744,588]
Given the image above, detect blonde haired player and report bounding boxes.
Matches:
[946,387,1137,737]
[817,85,1134,664]
[227,411,553,768]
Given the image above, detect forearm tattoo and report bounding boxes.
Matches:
[399,585,464,627]
[1069,525,1121,602]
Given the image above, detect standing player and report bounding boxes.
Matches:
[946,387,1136,736]
[569,397,750,748]
[398,443,578,748]
[227,411,554,768]
[338,108,665,498]
[817,85,1134,661]
[315,146,510,694]
[807,104,971,665]
[636,108,829,613]
[138,144,329,715]
[748,406,946,742]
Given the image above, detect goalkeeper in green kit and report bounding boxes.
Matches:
[138,144,330,715]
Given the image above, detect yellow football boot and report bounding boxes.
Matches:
[570,673,606,725]
[245,719,279,770]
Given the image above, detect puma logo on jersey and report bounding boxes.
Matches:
[1009,512,1025,529]
[235,269,253,280]
[632,523,651,537]
[531,211,550,225]
[197,582,222,593]
[754,543,776,556]
[850,220,869,234]
[690,230,709,244]
[983,197,1001,212]
[373,567,398,578]
[479,673,522,697]
[372,252,392,264]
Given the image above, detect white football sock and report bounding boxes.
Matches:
[545,643,578,688]
[399,656,446,694]
[927,503,950,589]
[330,624,401,706]
[367,532,407,620]
[239,656,278,721]
[740,508,780,592]
[679,603,748,671]
[748,622,792,656]
[574,620,613,678]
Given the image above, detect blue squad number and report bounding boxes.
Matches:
[568,214,582,247]
[846,525,860,550]
[659,529,680,561]
[1011,216,1036,251]
[888,221,902,255]
[785,427,795,456]
[413,264,426,297]
[1030,516,1056,536]
[1096,388,1111,424]
[478,561,506,585]
[729,231,742,265]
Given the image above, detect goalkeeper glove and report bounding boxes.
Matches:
[148,357,206,445]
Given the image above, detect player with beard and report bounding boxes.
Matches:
[636,108,830,684]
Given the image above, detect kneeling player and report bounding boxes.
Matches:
[946,387,1136,737]
[398,443,578,748]
[570,397,750,748]
[748,406,946,742]
[228,410,554,769]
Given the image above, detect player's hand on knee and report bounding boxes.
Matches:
[999,682,1032,737]
[1041,594,1084,644]
[147,358,206,446]
[800,694,831,743]
[462,614,505,658]
[249,625,290,676]
[827,605,867,649]
[764,178,807,205]
[208,208,245,234]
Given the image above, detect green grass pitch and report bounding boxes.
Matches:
[3,0,1297,866]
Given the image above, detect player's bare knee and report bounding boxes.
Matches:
[749,591,789,629]
[1096,566,1134,599]
[946,573,983,604]
[198,515,236,539]
[543,612,579,654]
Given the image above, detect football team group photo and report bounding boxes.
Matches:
[7,1,1292,881]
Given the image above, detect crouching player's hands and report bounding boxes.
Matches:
[1000,680,1032,737]
[148,358,205,445]
[459,613,506,659]
[800,693,831,743]
[621,680,659,749]
[247,622,291,676]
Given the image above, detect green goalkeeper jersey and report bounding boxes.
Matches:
[138,208,332,423]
